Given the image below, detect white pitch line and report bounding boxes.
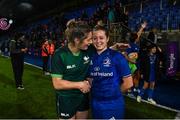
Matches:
[126,95,180,113]
[24,62,42,70]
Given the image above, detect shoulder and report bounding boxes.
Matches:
[53,46,68,59]
[109,49,125,59]
[54,46,67,54]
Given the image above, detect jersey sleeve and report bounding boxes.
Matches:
[116,53,131,78]
[51,51,65,78]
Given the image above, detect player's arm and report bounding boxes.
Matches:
[135,21,147,43]
[120,75,133,93]
[52,77,91,93]
[110,43,130,50]
[116,53,133,93]
[51,51,90,93]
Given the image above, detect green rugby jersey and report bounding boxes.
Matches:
[51,46,94,96]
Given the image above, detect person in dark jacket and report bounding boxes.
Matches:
[9,33,28,90]
[137,44,162,104]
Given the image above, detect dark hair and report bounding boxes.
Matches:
[65,21,92,44]
[147,44,156,50]
[93,25,109,38]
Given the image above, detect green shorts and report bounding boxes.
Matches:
[56,93,89,119]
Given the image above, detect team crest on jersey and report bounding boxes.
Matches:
[103,57,111,67]
[83,56,89,64]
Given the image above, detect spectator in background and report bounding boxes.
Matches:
[121,11,129,40]
[148,27,158,44]
[9,33,28,90]
[0,41,5,55]
[108,6,116,24]
[81,10,89,21]
[41,38,50,75]
[137,44,162,104]
[124,22,147,95]
[48,40,55,73]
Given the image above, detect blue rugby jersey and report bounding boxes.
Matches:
[149,54,156,82]
[88,48,131,101]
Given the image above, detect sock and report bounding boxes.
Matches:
[139,88,145,97]
[148,88,154,99]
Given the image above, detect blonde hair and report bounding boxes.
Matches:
[65,20,92,44]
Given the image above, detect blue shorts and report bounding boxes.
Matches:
[91,97,125,119]
[146,72,155,82]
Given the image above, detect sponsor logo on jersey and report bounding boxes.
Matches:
[94,66,100,71]
[60,113,70,117]
[83,56,90,64]
[66,64,76,69]
[103,57,111,67]
[90,72,113,77]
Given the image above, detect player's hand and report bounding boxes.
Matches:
[86,78,93,86]
[141,21,147,29]
[79,81,91,93]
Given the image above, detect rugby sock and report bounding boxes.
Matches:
[139,88,145,97]
[148,88,154,99]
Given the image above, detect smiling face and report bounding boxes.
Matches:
[92,26,109,54]
[77,31,93,50]
[93,30,109,53]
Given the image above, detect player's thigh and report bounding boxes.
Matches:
[56,95,81,119]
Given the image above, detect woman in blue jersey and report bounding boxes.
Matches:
[87,25,133,119]
[137,44,161,104]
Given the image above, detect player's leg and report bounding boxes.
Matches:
[137,81,149,102]
[133,70,141,93]
[56,95,77,119]
[76,110,89,119]
[147,81,156,104]
[76,94,89,119]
